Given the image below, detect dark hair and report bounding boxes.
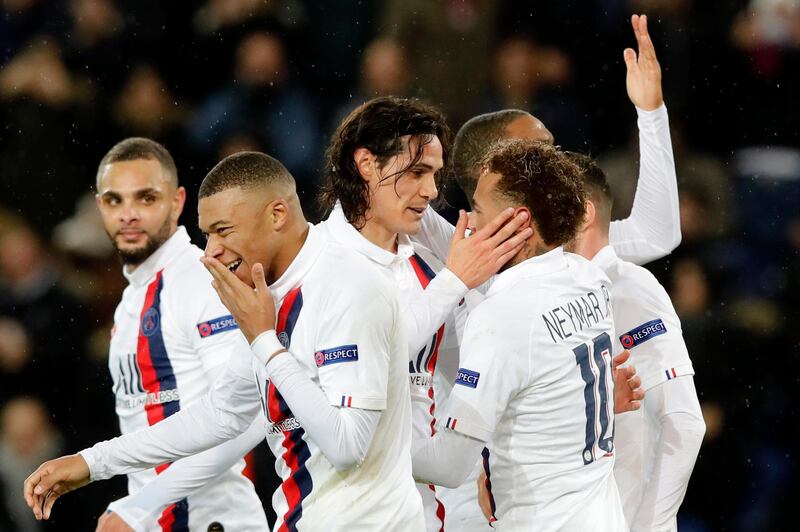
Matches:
[453,110,529,204]
[97,137,178,188]
[481,139,585,246]
[564,151,613,232]
[199,151,295,199]
[319,96,452,228]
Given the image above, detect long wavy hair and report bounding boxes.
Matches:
[319,96,453,228]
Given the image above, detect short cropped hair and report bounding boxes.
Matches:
[564,152,613,234]
[480,140,585,247]
[97,137,178,188]
[199,151,295,199]
[453,110,529,203]
[319,96,452,228]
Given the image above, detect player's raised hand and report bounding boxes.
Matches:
[201,257,276,343]
[446,208,533,288]
[624,14,663,111]
[96,511,135,532]
[612,350,645,413]
[23,454,91,520]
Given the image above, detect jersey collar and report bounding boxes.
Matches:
[487,246,568,297]
[269,223,324,302]
[324,202,415,266]
[123,226,191,286]
[590,245,619,273]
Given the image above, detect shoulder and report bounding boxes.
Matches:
[315,241,397,302]
[612,259,672,309]
[158,245,219,306]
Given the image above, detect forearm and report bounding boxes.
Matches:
[106,416,266,529]
[609,104,681,265]
[632,377,705,531]
[405,268,467,354]
[253,332,381,471]
[81,362,260,481]
[412,429,485,488]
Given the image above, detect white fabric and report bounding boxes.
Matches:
[608,105,682,265]
[106,226,266,531]
[593,244,703,531]
[253,330,382,471]
[82,223,424,532]
[412,429,486,488]
[107,417,266,531]
[415,104,680,268]
[325,204,466,531]
[435,248,626,531]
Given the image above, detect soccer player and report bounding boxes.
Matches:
[412,139,627,531]
[565,151,705,531]
[424,15,678,528]
[319,96,534,531]
[25,152,426,531]
[87,138,268,531]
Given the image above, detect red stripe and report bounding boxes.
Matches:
[347,396,352,407]
[671,368,677,378]
[267,382,284,423]
[242,451,256,483]
[158,503,176,531]
[276,288,301,334]
[136,271,164,427]
[409,256,432,288]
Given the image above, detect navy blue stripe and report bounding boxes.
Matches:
[145,276,181,418]
[413,253,437,281]
[283,291,303,348]
[284,428,313,531]
[171,498,189,532]
[481,447,497,517]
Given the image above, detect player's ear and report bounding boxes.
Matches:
[172,186,186,222]
[353,148,376,183]
[270,198,290,230]
[583,200,596,230]
[512,206,532,232]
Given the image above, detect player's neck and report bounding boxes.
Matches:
[506,235,555,269]
[266,221,310,284]
[358,217,398,253]
[578,227,609,261]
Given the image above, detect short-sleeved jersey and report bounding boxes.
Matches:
[442,248,626,531]
[109,227,266,531]
[593,245,695,524]
[247,222,423,531]
[324,206,465,531]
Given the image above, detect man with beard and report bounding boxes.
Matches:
[88,137,267,531]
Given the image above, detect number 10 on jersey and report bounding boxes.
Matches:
[573,332,614,465]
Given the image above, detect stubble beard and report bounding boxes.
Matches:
[109,216,173,267]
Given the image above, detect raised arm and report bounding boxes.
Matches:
[608,14,681,265]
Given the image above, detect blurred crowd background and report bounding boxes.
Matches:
[1,0,799,530]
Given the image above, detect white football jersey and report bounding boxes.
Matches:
[593,245,695,528]
[324,205,466,531]
[442,248,627,531]
[109,227,266,531]
[250,221,423,531]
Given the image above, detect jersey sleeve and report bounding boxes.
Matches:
[608,104,681,265]
[80,340,261,481]
[106,415,266,528]
[311,275,402,411]
[614,278,694,391]
[414,207,456,264]
[441,304,526,442]
[180,269,244,375]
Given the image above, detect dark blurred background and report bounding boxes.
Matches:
[1,0,799,530]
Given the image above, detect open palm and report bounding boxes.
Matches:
[625,14,663,111]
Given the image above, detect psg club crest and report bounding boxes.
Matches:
[141,307,160,337]
[278,331,290,348]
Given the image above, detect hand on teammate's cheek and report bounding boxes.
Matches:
[201,257,276,344]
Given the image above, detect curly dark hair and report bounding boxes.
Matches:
[480,140,586,247]
[319,96,453,228]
